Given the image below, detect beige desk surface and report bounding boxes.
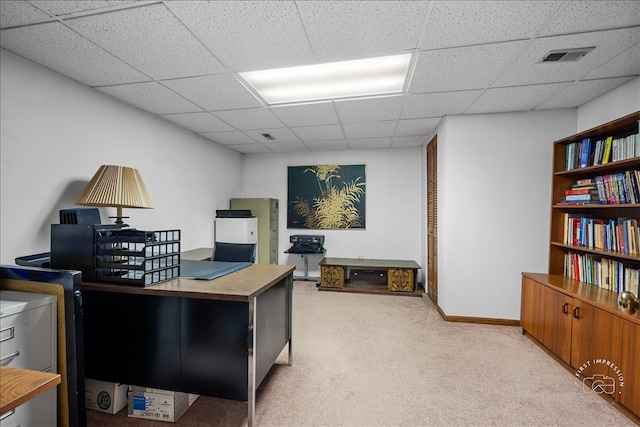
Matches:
[0,366,61,414]
[82,263,295,302]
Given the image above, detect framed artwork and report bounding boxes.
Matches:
[287,164,366,229]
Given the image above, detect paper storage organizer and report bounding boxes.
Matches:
[94,228,181,286]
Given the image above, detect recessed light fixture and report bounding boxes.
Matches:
[240,53,412,105]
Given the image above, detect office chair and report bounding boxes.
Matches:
[212,242,257,263]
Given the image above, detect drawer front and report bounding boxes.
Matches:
[0,387,56,427]
[0,304,53,371]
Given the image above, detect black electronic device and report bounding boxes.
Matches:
[50,223,121,281]
[216,209,253,218]
[59,208,101,225]
[286,234,325,254]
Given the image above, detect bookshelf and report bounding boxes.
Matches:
[521,111,640,422]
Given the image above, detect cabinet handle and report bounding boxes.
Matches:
[573,307,580,319]
[0,326,14,343]
[0,350,20,363]
[0,409,15,421]
[562,303,569,314]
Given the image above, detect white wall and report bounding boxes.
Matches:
[240,149,424,280]
[437,110,577,320]
[0,49,242,264]
[577,77,639,131]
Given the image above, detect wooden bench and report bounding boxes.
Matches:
[318,257,421,295]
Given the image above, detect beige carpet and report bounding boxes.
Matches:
[86,281,636,426]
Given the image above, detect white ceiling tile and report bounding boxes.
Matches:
[244,128,301,143]
[166,1,314,71]
[270,102,338,127]
[585,44,640,79]
[159,112,234,133]
[262,141,310,153]
[410,41,529,93]
[227,144,271,154]
[401,90,483,118]
[334,96,403,123]
[535,76,637,110]
[347,137,392,150]
[0,22,149,86]
[392,135,427,148]
[422,1,564,49]
[291,124,345,141]
[0,1,50,29]
[97,81,202,114]
[31,1,134,17]
[297,1,429,60]
[467,82,572,114]
[494,28,640,87]
[541,1,640,36]
[305,140,350,151]
[343,121,396,139]
[162,74,263,111]
[199,131,259,145]
[67,3,226,80]
[213,108,283,130]
[396,118,442,136]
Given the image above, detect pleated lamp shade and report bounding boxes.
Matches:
[76,165,153,224]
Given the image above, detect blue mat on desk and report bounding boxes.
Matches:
[180,260,253,280]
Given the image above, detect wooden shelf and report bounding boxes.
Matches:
[0,366,60,414]
[523,112,640,421]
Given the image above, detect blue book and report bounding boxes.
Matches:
[579,138,591,168]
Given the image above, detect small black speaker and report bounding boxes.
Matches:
[59,208,102,225]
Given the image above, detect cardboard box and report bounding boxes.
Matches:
[85,379,128,414]
[127,386,198,423]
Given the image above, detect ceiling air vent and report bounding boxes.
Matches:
[541,47,595,63]
[261,133,276,141]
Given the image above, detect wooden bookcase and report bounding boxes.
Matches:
[521,111,640,422]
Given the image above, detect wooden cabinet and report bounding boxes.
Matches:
[522,273,639,418]
[521,112,640,421]
[231,198,279,264]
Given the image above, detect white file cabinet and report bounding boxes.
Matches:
[0,291,57,427]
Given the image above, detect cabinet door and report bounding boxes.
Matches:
[540,285,572,364]
[570,300,613,373]
[610,316,640,416]
[520,276,540,337]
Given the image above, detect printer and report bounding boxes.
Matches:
[286,235,325,254]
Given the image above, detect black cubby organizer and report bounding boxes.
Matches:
[94,228,181,286]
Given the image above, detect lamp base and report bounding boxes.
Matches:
[109,216,129,225]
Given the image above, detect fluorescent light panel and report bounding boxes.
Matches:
[240,53,412,105]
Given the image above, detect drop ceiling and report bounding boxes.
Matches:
[1,1,638,154]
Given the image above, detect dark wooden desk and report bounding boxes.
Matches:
[0,366,61,414]
[319,257,421,294]
[82,263,294,427]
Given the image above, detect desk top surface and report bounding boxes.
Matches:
[0,366,61,414]
[319,257,421,269]
[82,263,295,301]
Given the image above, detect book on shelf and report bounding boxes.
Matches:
[565,188,599,195]
[565,132,640,170]
[565,193,599,201]
[579,138,592,168]
[563,252,639,294]
[602,136,613,164]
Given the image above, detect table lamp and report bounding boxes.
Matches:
[75,165,153,224]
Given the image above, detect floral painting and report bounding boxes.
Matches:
[288,164,366,229]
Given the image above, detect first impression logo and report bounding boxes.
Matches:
[575,359,624,396]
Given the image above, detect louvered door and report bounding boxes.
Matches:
[426,137,438,303]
